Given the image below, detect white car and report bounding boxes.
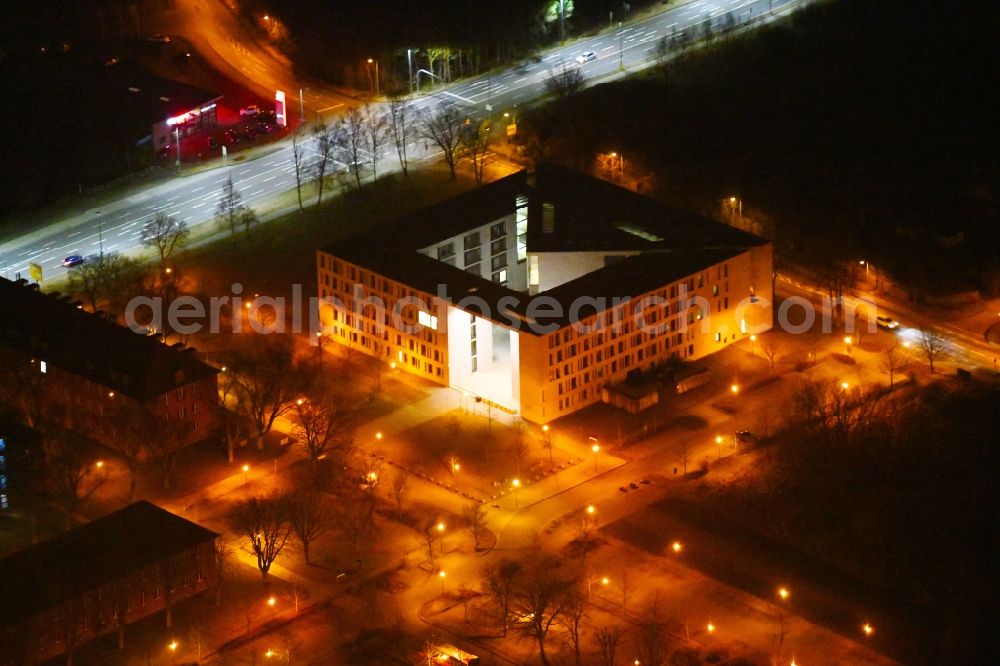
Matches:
[574,51,597,64]
[239,104,261,117]
[876,315,900,330]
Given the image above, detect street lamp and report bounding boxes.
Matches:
[844,335,853,356]
[242,464,250,486]
[439,569,447,595]
[730,383,740,395]
[586,504,596,516]
[840,381,850,391]
[671,541,682,555]
[706,622,716,634]
[366,58,380,97]
[375,431,383,441]
[589,437,600,473]
[863,623,874,637]
[715,435,724,460]
[511,478,521,508]
[778,587,790,601]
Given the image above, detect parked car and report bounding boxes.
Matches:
[255,121,274,134]
[239,104,261,117]
[223,130,241,144]
[575,51,597,64]
[876,315,900,330]
[61,255,85,267]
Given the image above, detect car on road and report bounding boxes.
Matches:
[575,51,597,64]
[239,104,261,117]
[876,315,900,330]
[61,255,85,268]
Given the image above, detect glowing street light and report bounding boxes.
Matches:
[589,437,600,473]
[778,587,790,601]
[267,596,276,607]
[715,434,724,460]
[375,431,383,441]
[707,622,716,634]
[439,569,447,594]
[844,335,853,356]
[95,460,105,469]
[671,541,682,555]
[586,504,596,516]
[730,383,740,395]
[168,640,178,651]
[512,478,521,508]
[863,623,874,637]
[242,464,250,486]
[840,381,850,391]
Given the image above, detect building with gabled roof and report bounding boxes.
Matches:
[0,277,219,446]
[0,501,218,664]
[317,165,772,422]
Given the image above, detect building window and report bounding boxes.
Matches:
[464,232,480,251]
[437,243,455,261]
[491,254,507,271]
[465,262,481,276]
[418,311,438,330]
[39,360,47,374]
[528,255,539,286]
[464,247,481,266]
[492,269,508,284]
[491,237,507,255]
[491,221,506,240]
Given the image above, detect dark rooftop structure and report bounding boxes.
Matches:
[323,164,768,330]
[0,501,218,627]
[0,277,218,400]
[105,61,221,127]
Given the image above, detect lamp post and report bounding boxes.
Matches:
[589,438,600,473]
[618,22,624,70]
[439,569,447,595]
[844,335,853,356]
[242,464,250,486]
[367,58,380,97]
[511,478,521,508]
[174,125,181,171]
[715,435,724,460]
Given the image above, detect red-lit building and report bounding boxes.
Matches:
[0,278,220,451]
[0,501,218,664]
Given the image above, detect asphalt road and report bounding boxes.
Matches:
[0,0,802,283]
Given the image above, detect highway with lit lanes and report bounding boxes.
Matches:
[0,0,804,282]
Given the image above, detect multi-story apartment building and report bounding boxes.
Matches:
[0,277,220,449]
[0,501,218,664]
[317,165,772,423]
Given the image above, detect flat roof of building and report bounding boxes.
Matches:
[322,164,768,333]
[0,501,217,625]
[0,278,219,400]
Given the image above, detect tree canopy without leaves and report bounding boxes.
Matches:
[216,175,257,239]
[141,212,189,273]
[287,489,337,564]
[228,337,308,442]
[387,96,412,176]
[545,64,587,100]
[917,329,946,373]
[510,556,577,666]
[68,251,146,318]
[420,101,465,179]
[229,493,291,581]
[292,396,356,466]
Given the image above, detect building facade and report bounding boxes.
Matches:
[317,165,772,423]
[0,501,218,664]
[0,278,220,450]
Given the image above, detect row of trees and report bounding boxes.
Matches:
[291,98,496,215]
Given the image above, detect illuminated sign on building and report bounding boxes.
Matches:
[275,90,287,127]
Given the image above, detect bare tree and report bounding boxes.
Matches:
[229,493,292,581]
[93,403,147,501]
[144,415,187,490]
[362,105,388,181]
[760,339,784,374]
[510,418,530,477]
[545,63,586,99]
[41,428,106,528]
[482,558,522,636]
[67,251,146,318]
[214,539,233,607]
[0,353,50,428]
[387,96,412,176]
[230,337,305,445]
[291,132,307,214]
[637,594,670,666]
[461,121,492,184]
[340,107,367,188]
[141,212,188,274]
[215,175,257,240]
[677,438,692,476]
[288,489,337,564]
[420,101,465,179]
[292,397,355,466]
[593,625,627,666]
[881,347,909,388]
[917,329,946,373]
[390,468,409,513]
[464,501,488,551]
[511,557,576,666]
[562,593,588,666]
[311,122,339,209]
